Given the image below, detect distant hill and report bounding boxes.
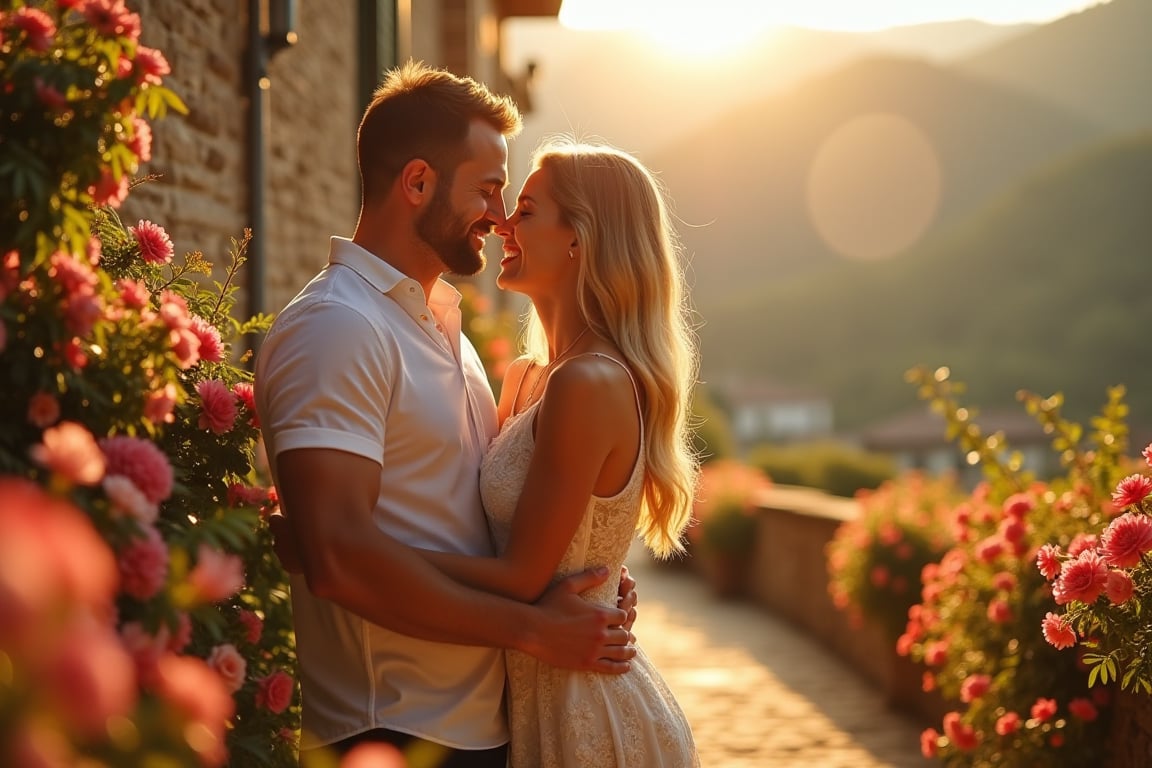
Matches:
[865,19,1031,61]
[698,133,1152,433]
[959,0,1152,133]
[649,55,1104,304]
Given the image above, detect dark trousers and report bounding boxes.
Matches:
[326,727,509,768]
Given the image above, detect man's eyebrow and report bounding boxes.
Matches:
[482,175,508,190]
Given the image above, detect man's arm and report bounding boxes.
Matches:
[276,447,634,672]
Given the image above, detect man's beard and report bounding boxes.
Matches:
[416,183,487,277]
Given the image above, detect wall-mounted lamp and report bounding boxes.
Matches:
[263,0,298,58]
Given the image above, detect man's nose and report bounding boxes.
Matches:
[487,194,508,226]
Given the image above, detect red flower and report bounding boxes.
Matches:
[133,45,171,85]
[196,380,238,434]
[942,712,979,751]
[101,435,174,505]
[1030,697,1058,722]
[11,7,56,52]
[129,220,174,265]
[232,382,259,427]
[1100,512,1152,568]
[995,712,1021,736]
[1041,612,1076,650]
[1052,551,1108,605]
[255,670,294,714]
[1068,697,1098,722]
[1036,544,1062,581]
[1105,570,1135,605]
[117,525,169,600]
[920,729,940,758]
[960,674,991,703]
[30,421,106,486]
[188,315,224,363]
[1112,473,1152,509]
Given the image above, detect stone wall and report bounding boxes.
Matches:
[121,0,361,318]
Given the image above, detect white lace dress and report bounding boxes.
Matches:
[479,357,699,767]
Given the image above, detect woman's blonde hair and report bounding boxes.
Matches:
[523,138,699,558]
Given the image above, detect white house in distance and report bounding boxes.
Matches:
[714,376,835,449]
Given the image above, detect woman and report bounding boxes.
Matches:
[418,138,700,766]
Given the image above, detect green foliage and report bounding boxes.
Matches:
[688,460,770,558]
[750,440,894,497]
[691,384,736,463]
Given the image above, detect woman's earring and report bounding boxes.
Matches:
[568,250,575,259]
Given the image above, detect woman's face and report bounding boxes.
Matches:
[494,165,577,295]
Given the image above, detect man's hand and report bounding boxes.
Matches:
[267,510,304,573]
[617,565,638,633]
[526,567,636,674]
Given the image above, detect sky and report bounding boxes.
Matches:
[559,0,1107,33]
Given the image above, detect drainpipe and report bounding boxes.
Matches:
[245,0,296,355]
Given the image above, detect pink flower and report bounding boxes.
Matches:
[1100,512,1152,568]
[1036,544,1063,581]
[960,674,991,703]
[924,640,949,667]
[117,277,150,309]
[188,544,244,602]
[58,337,89,369]
[986,598,1013,624]
[64,286,102,336]
[1002,493,1033,519]
[1030,697,1058,722]
[227,483,269,508]
[255,669,293,713]
[129,220,174,265]
[170,327,202,369]
[238,609,263,644]
[998,517,1026,544]
[992,571,1017,592]
[144,383,179,425]
[88,168,129,208]
[1106,569,1135,604]
[35,78,69,112]
[102,474,158,524]
[101,435,173,505]
[127,116,153,162]
[153,653,234,766]
[196,379,238,434]
[117,525,169,600]
[975,536,1004,563]
[26,392,60,428]
[11,7,56,52]
[1143,443,1152,468]
[1041,612,1077,649]
[30,421,106,486]
[45,619,138,736]
[942,712,978,751]
[133,45,171,85]
[206,642,247,693]
[1068,697,1098,722]
[1053,550,1109,605]
[120,620,169,686]
[189,315,224,363]
[995,712,1021,736]
[1068,532,1099,557]
[919,729,940,758]
[1112,474,1152,509]
[342,744,407,768]
[233,382,259,426]
[167,611,192,653]
[82,0,141,40]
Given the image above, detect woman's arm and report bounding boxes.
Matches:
[421,357,634,602]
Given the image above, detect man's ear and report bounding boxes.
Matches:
[400,159,434,205]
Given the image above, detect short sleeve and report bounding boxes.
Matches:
[255,301,393,465]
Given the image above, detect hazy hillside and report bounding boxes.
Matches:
[960,0,1152,133]
[699,133,1152,432]
[650,56,1104,304]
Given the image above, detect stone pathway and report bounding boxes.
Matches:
[627,552,927,767]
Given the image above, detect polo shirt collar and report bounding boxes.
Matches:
[327,236,462,308]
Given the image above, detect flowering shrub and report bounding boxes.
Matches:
[826,472,959,640]
[0,3,294,766]
[457,281,517,392]
[901,366,1128,767]
[688,459,772,558]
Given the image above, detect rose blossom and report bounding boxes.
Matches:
[26,392,60,428]
[255,670,293,713]
[129,220,174,265]
[1068,697,1098,722]
[1042,612,1077,649]
[189,315,224,363]
[196,379,238,434]
[1100,512,1152,568]
[102,474,157,524]
[960,674,991,703]
[1031,697,1058,722]
[30,421,105,486]
[1112,474,1152,509]
[995,712,1021,736]
[1105,569,1135,604]
[1052,550,1109,605]
[100,435,173,505]
[1036,544,1062,581]
[188,544,244,602]
[118,525,168,600]
[206,643,247,693]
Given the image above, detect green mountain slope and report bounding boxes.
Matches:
[959,0,1152,134]
[698,133,1152,432]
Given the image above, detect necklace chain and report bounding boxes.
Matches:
[522,326,591,412]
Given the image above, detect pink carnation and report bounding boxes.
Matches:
[83,0,141,40]
[101,435,173,505]
[974,536,1004,563]
[1042,612,1077,649]
[1052,550,1109,605]
[238,609,263,644]
[196,379,238,434]
[1106,569,1135,605]
[117,278,150,309]
[986,598,1013,624]
[206,642,247,693]
[255,669,293,713]
[133,45,171,85]
[920,729,940,759]
[1113,474,1152,509]
[169,327,202,369]
[960,674,991,703]
[1143,443,1152,468]
[45,620,138,737]
[127,117,153,162]
[153,653,234,766]
[1068,697,1098,722]
[1100,512,1152,568]
[995,712,1021,736]
[144,383,179,425]
[923,640,949,667]
[189,315,224,363]
[167,611,192,653]
[942,712,978,751]
[11,6,56,52]
[992,571,1017,592]
[26,391,61,428]
[30,421,106,486]
[232,382,258,426]
[129,220,174,265]
[188,544,244,603]
[102,474,157,524]
[1031,697,1058,722]
[1068,533,1098,557]
[88,168,129,208]
[1002,493,1033,519]
[120,620,169,686]
[118,525,169,600]
[1036,544,1063,581]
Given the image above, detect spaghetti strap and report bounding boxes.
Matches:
[587,352,644,444]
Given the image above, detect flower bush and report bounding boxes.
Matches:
[688,459,772,559]
[1,2,295,766]
[901,366,1129,767]
[826,472,959,641]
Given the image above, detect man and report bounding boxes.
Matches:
[254,62,636,768]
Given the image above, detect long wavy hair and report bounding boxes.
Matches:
[522,139,699,558]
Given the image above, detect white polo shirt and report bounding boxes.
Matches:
[254,237,506,750]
